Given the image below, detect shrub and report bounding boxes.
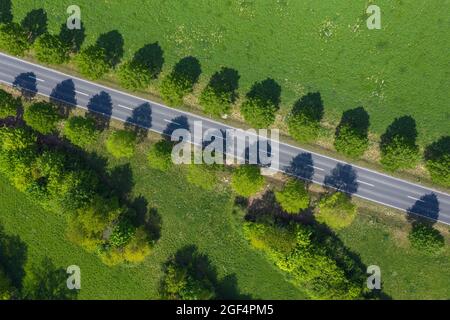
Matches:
[106,130,137,159]
[0,127,36,151]
[316,192,357,230]
[117,60,152,90]
[408,222,445,254]
[109,220,135,248]
[147,140,173,171]
[34,33,68,64]
[275,179,310,214]
[425,136,450,187]
[287,93,324,143]
[240,97,277,128]
[63,116,99,148]
[0,22,30,56]
[0,89,20,119]
[231,165,265,197]
[75,45,110,79]
[23,102,61,134]
[334,107,369,158]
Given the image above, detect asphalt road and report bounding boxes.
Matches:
[0,52,449,225]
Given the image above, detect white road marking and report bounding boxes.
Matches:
[307,164,325,171]
[164,119,181,126]
[118,104,134,111]
[75,90,89,96]
[28,75,44,82]
[357,180,375,187]
[407,196,425,202]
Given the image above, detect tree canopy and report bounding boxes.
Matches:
[0,89,20,119]
[425,136,450,187]
[147,139,173,171]
[23,102,61,134]
[63,116,99,148]
[316,192,357,230]
[75,45,110,80]
[334,107,370,158]
[0,22,30,56]
[408,222,444,254]
[34,33,68,64]
[275,179,310,214]
[231,165,265,197]
[106,129,137,159]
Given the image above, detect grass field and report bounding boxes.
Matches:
[10,0,450,145]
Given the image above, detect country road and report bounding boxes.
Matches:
[0,52,449,225]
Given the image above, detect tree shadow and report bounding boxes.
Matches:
[380,116,418,149]
[163,115,190,138]
[125,102,152,140]
[207,67,240,103]
[13,72,37,100]
[133,42,164,78]
[0,0,12,24]
[424,135,450,170]
[291,92,324,120]
[21,8,47,43]
[246,78,281,107]
[108,163,135,201]
[96,30,124,67]
[129,196,162,243]
[172,56,202,85]
[50,79,77,117]
[407,193,440,223]
[58,21,86,53]
[324,163,359,194]
[87,91,113,130]
[0,224,28,289]
[216,274,252,300]
[336,106,370,137]
[284,152,315,182]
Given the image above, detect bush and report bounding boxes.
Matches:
[425,136,450,187]
[408,222,445,254]
[0,89,20,119]
[109,220,135,248]
[0,127,36,151]
[231,165,265,197]
[185,164,218,191]
[0,23,30,56]
[117,60,152,90]
[240,97,277,128]
[33,33,68,64]
[23,102,61,135]
[334,107,370,158]
[106,130,137,159]
[275,179,310,214]
[316,192,357,230]
[287,93,324,143]
[63,116,99,148]
[75,45,110,79]
[147,140,173,171]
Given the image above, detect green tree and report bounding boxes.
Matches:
[23,102,61,134]
[33,33,68,64]
[75,45,110,80]
[109,220,135,248]
[117,60,152,90]
[241,97,277,128]
[63,116,99,148]
[408,222,444,254]
[0,22,30,56]
[287,93,324,143]
[106,130,137,159]
[425,136,450,187]
[275,179,310,214]
[316,192,357,230]
[0,89,20,119]
[0,127,36,151]
[231,165,265,197]
[334,107,370,158]
[147,140,173,171]
[22,257,77,300]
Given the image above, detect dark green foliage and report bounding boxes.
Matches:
[275,179,310,214]
[75,45,110,79]
[20,9,47,43]
[147,139,173,171]
[380,116,420,171]
[199,67,239,117]
[240,78,281,128]
[23,102,61,134]
[425,136,450,187]
[0,0,13,24]
[63,116,99,148]
[160,56,201,106]
[408,222,445,254]
[231,165,265,197]
[0,22,30,56]
[287,92,324,143]
[334,107,370,158]
[33,33,68,64]
[58,21,85,53]
[109,220,135,248]
[0,89,20,119]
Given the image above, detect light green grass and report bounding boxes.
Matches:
[10,0,450,145]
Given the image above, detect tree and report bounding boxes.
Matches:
[22,257,77,300]
[231,165,265,197]
[275,179,310,214]
[425,136,450,187]
[0,22,30,56]
[23,102,61,134]
[287,93,324,143]
[185,164,218,191]
[0,127,36,151]
[117,60,152,90]
[147,140,173,171]
[63,116,99,148]
[408,222,444,254]
[33,33,68,64]
[316,192,357,230]
[334,107,370,158]
[75,45,110,79]
[0,89,20,119]
[106,129,137,159]
[240,97,277,128]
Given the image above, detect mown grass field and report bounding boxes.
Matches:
[10,0,450,145]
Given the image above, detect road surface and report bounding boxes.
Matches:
[0,52,449,225]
